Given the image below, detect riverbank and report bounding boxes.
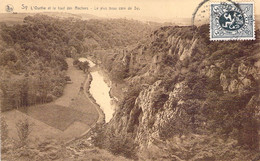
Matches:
[93,64,126,106]
[77,57,107,123]
[83,73,105,124]
[81,58,117,123]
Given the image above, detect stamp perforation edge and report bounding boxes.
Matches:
[210,1,255,41]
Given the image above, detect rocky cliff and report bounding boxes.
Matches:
[95,25,260,160]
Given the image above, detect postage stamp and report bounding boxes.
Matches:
[210,2,255,41]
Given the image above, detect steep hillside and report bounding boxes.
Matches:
[0,14,156,161]
[0,14,155,112]
[93,25,260,160]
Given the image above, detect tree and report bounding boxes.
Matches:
[1,117,8,142]
[111,62,128,82]
[16,119,32,146]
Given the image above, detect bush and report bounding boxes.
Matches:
[158,116,188,140]
[92,125,137,159]
[16,119,32,146]
[91,124,106,148]
[73,59,80,66]
[206,70,222,91]
[151,89,169,111]
[111,62,128,82]
[78,61,89,72]
[106,134,137,159]
[121,84,142,113]
[65,76,71,81]
[205,92,259,149]
[1,117,8,141]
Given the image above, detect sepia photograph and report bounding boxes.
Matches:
[0,0,260,160]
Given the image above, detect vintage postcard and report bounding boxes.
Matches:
[0,0,260,160]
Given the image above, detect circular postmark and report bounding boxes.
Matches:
[5,4,14,13]
[192,0,243,26]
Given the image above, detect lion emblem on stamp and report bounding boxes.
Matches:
[210,2,255,40]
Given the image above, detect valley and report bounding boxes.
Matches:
[0,13,260,161]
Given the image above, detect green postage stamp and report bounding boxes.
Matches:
[210,2,255,40]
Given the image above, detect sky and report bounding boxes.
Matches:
[0,0,259,20]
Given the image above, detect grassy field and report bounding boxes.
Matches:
[55,58,86,107]
[2,58,99,141]
[2,91,98,141]
[2,110,62,141]
[19,98,97,131]
[0,13,31,25]
[68,91,99,119]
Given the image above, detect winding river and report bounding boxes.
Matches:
[79,58,115,123]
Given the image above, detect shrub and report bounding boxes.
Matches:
[91,124,106,148]
[111,62,128,82]
[205,92,259,149]
[1,117,8,141]
[16,119,32,146]
[206,70,222,91]
[92,125,138,159]
[158,116,188,140]
[151,89,169,111]
[73,59,80,66]
[78,61,89,72]
[106,134,137,159]
[121,84,142,112]
[65,76,71,81]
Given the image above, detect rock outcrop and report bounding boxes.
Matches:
[99,25,260,160]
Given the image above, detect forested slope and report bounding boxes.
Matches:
[0,14,154,111]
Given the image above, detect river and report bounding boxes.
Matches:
[79,58,115,122]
